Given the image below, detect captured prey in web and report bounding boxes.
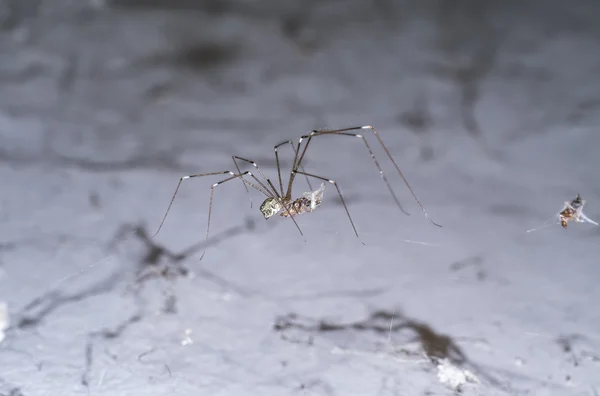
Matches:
[151,125,442,259]
[260,182,326,219]
[527,194,599,233]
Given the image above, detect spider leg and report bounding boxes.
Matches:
[201,171,274,260]
[153,170,273,259]
[277,197,307,241]
[274,141,289,197]
[301,130,411,217]
[152,171,234,238]
[232,156,253,208]
[289,126,441,227]
[292,169,363,245]
[275,140,313,197]
[231,155,306,240]
[233,156,280,198]
[233,156,282,208]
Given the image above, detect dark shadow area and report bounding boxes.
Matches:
[271,309,546,393]
[9,217,255,332]
[109,220,258,300]
[81,312,143,388]
[0,0,41,31]
[0,387,25,396]
[450,255,486,281]
[108,0,230,14]
[274,309,467,365]
[141,42,240,73]
[13,271,124,331]
[557,334,600,368]
[4,218,258,393]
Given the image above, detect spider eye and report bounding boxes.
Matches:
[260,198,281,219]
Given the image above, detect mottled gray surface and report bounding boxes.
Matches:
[1,1,600,395]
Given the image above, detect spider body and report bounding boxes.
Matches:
[260,182,325,219]
[278,196,317,218]
[259,197,282,219]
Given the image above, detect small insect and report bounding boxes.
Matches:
[153,125,441,259]
[261,182,326,219]
[527,194,599,233]
[558,194,598,229]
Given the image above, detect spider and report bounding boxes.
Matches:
[527,193,598,233]
[153,125,441,259]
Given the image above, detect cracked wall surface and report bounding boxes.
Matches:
[1,0,600,395]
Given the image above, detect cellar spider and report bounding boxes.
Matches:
[153,125,441,259]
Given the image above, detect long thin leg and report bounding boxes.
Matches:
[200,171,266,260]
[232,156,253,208]
[274,140,313,197]
[360,125,441,227]
[233,153,309,239]
[288,128,410,216]
[287,136,311,199]
[288,126,441,227]
[276,197,306,241]
[292,170,363,245]
[233,156,283,208]
[153,170,270,255]
[300,131,411,217]
[152,171,234,238]
[206,172,307,252]
[154,169,306,259]
[233,156,281,198]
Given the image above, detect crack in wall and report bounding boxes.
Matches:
[81,312,143,388]
[273,309,527,393]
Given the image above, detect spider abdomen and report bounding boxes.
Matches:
[280,197,314,217]
[280,182,326,218]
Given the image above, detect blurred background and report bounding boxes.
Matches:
[1,1,600,395]
[3,0,599,169]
